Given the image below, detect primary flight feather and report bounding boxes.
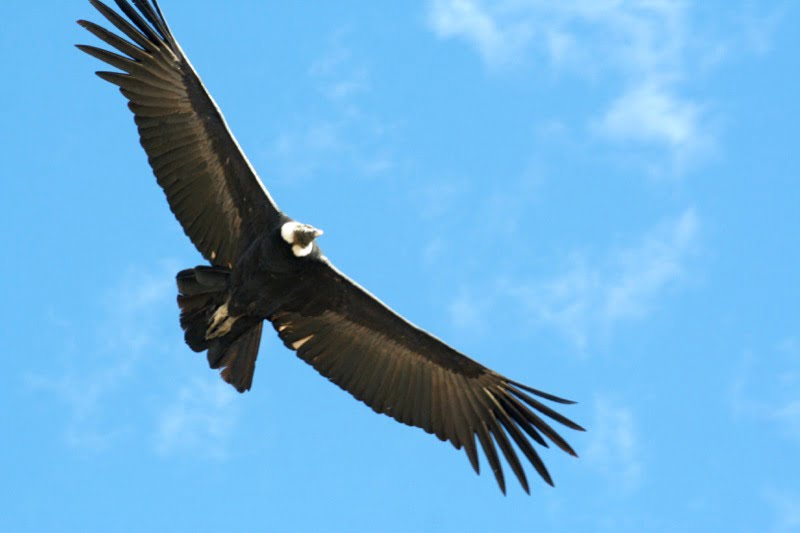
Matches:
[77,0,584,494]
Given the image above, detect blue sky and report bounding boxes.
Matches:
[2,1,799,531]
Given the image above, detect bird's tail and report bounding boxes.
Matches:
[176,266,263,392]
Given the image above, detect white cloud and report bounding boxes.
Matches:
[448,289,489,332]
[596,82,705,164]
[268,32,394,182]
[730,338,800,442]
[26,364,133,452]
[735,5,787,57]
[444,209,699,347]
[20,259,244,462]
[269,119,393,181]
[414,181,464,220]
[426,0,694,78]
[421,237,446,267]
[425,0,724,170]
[428,0,529,66]
[26,265,177,451]
[585,397,643,492]
[308,31,370,101]
[602,208,698,321]
[764,488,800,533]
[32,263,248,460]
[774,401,800,439]
[154,377,239,460]
[514,208,699,348]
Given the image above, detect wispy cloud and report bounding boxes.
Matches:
[595,81,707,172]
[730,338,800,442]
[513,208,699,348]
[428,0,530,67]
[26,364,134,451]
[448,288,491,333]
[27,264,177,450]
[585,396,643,492]
[19,259,244,462]
[268,30,394,182]
[29,260,254,460]
[413,181,465,221]
[154,377,239,460]
[733,4,787,57]
[445,209,699,348]
[763,487,800,533]
[426,1,698,82]
[308,32,370,102]
[425,0,730,171]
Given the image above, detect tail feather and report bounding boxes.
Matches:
[177,265,229,296]
[176,266,263,392]
[178,293,217,350]
[216,322,263,392]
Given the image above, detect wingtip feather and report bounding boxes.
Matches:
[508,380,578,404]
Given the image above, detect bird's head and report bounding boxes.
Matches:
[281,221,324,257]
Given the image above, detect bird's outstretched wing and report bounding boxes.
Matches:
[77,0,282,267]
[271,259,584,494]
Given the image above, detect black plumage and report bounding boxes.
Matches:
[78,0,584,494]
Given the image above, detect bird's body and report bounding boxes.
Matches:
[78,0,584,494]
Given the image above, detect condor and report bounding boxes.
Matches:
[78,0,584,494]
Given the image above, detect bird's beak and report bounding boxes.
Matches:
[311,227,324,238]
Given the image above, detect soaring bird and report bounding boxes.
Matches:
[77,0,584,494]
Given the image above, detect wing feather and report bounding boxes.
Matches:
[78,0,282,266]
[450,378,480,472]
[442,372,463,449]
[271,259,584,493]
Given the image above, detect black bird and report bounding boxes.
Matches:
[77,0,584,494]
